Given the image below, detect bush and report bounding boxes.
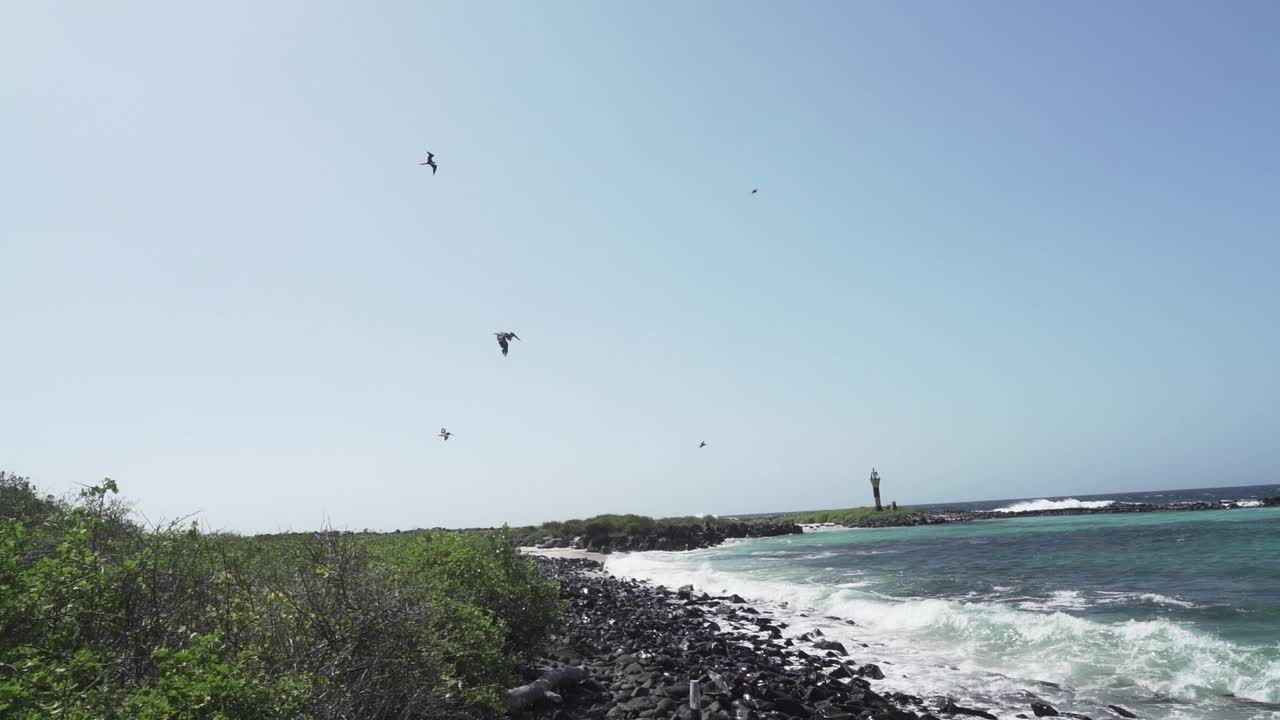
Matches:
[0,472,563,719]
[121,634,310,720]
[511,512,773,547]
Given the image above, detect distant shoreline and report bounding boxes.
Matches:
[788,496,1280,530]
[514,498,1280,556]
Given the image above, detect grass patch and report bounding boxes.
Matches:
[784,506,916,524]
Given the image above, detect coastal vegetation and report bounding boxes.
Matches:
[511,513,722,545]
[783,506,917,525]
[510,513,800,552]
[0,471,561,720]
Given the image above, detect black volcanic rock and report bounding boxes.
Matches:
[524,558,921,719]
[812,640,849,656]
[1032,701,1059,716]
[941,699,998,719]
[522,557,1146,720]
[858,663,885,680]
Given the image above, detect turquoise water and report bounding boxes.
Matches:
[608,507,1280,720]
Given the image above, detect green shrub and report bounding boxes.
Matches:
[512,511,782,547]
[365,527,562,708]
[121,634,310,720]
[0,472,563,719]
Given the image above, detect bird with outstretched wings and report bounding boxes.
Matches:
[420,151,438,175]
[495,331,520,357]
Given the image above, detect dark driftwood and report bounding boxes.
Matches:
[506,666,589,715]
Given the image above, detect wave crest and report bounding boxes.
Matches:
[992,498,1115,513]
[604,551,1280,709]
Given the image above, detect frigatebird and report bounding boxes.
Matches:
[420,152,438,175]
[439,428,453,441]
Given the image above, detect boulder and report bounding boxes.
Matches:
[857,664,885,680]
[812,640,849,656]
[940,700,998,720]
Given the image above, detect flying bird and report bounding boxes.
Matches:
[495,331,521,357]
[751,188,758,194]
[699,441,708,448]
[420,151,438,175]
[438,428,453,441]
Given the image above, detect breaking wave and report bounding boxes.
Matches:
[605,551,1280,715]
[992,498,1116,513]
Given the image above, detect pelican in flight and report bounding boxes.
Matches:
[495,331,520,357]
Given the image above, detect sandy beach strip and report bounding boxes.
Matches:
[519,546,611,564]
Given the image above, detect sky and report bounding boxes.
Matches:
[2,2,1278,533]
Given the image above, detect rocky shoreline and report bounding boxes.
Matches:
[516,557,1136,720]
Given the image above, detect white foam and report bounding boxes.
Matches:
[1096,591,1201,609]
[799,523,847,533]
[605,551,1280,712]
[1017,590,1090,612]
[797,551,839,560]
[992,498,1116,513]
[1233,500,1264,508]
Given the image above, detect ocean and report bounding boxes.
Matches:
[606,485,1280,720]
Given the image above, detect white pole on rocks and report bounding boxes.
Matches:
[689,678,702,720]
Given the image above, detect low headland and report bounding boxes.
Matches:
[774,497,1280,530]
[511,497,1280,555]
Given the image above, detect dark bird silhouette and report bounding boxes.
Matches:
[438,428,453,441]
[751,188,758,194]
[699,441,708,448]
[420,152,438,175]
[495,331,521,356]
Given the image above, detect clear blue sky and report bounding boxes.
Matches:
[3,2,1278,532]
